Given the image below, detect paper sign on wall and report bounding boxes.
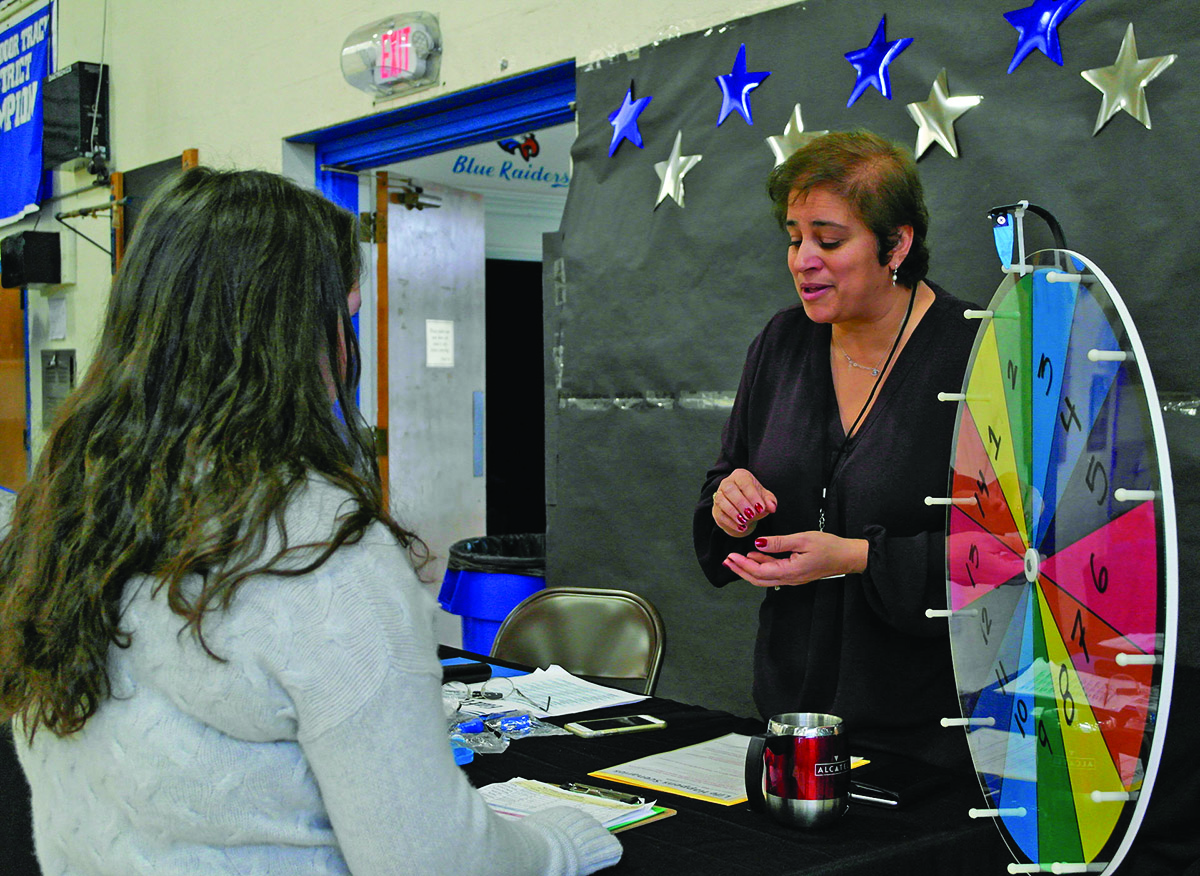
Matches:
[426,318,454,368]
[48,293,65,339]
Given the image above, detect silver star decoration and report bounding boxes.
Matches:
[1081,23,1177,135]
[654,130,702,209]
[766,104,829,166]
[905,69,982,159]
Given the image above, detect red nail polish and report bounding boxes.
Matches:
[737,514,745,525]
[755,538,767,549]
[737,524,746,532]
[755,503,763,513]
[744,507,753,519]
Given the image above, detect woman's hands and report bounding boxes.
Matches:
[713,469,867,587]
[723,531,869,589]
[712,469,778,537]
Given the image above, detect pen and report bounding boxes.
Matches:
[850,781,900,807]
[849,790,899,807]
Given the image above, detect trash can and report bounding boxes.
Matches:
[438,533,546,656]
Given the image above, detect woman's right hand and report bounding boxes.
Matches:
[712,469,778,537]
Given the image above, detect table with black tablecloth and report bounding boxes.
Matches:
[460,693,1012,875]
[454,654,1200,876]
[1,661,1195,875]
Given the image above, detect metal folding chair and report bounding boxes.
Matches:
[490,587,666,696]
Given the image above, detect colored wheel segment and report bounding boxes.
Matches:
[945,251,1177,875]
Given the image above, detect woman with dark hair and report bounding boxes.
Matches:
[0,168,621,875]
[694,130,977,769]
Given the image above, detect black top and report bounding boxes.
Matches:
[694,283,979,769]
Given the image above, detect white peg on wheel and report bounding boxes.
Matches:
[1088,349,1130,362]
[937,391,967,402]
[925,496,978,507]
[1115,653,1159,666]
[1051,863,1106,874]
[1091,790,1137,803]
[964,309,993,319]
[925,608,978,618]
[942,716,995,728]
[1114,488,1156,502]
[969,806,1026,818]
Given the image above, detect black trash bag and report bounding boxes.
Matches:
[446,533,545,576]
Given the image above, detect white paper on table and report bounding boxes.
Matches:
[590,733,870,806]
[479,778,656,829]
[590,732,754,805]
[445,665,648,718]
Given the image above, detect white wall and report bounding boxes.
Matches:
[88,0,799,173]
[2,0,802,461]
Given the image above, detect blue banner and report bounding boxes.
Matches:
[0,2,52,227]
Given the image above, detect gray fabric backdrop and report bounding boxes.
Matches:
[545,0,1199,719]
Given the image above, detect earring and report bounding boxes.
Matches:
[890,264,899,286]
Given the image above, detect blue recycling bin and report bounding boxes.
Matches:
[438,534,545,656]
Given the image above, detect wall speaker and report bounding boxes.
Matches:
[42,62,109,170]
[1,232,61,288]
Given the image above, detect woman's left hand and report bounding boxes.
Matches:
[722,531,868,588]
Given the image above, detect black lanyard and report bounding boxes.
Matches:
[818,286,916,533]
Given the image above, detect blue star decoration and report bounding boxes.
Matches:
[607,82,653,157]
[715,43,771,126]
[1003,0,1088,74]
[843,16,913,108]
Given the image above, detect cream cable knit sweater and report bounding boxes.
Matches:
[14,478,621,875]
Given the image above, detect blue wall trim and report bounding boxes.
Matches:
[293,61,575,171]
[314,168,360,410]
[316,166,358,212]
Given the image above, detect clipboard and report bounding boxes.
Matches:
[611,806,676,833]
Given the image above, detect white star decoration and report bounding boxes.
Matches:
[905,69,982,159]
[1081,23,1177,135]
[766,104,829,167]
[654,130,703,209]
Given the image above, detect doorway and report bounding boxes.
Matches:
[383,123,570,538]
[375,127,566,581]
[290,63,574,640]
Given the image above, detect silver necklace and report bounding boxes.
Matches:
[830,294,912,376]
[831,332,890,376]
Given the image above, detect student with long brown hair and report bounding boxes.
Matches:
[0,168,621,875]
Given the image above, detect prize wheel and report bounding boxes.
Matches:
[944,249,1177,875]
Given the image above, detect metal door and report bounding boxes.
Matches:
[385,178,486,643]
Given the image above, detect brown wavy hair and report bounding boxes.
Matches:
[0,167,425,738]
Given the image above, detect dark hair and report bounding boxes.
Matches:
[766,130,930,288]
[0,167,425,738]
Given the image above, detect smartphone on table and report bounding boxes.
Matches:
[564,715,667,738]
